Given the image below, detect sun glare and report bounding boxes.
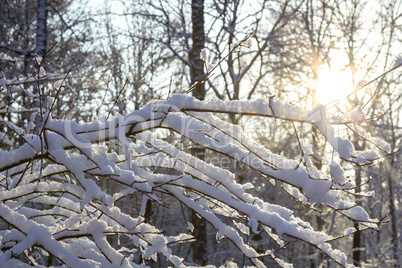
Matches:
[315,68,353,105]
[314,50,356,106]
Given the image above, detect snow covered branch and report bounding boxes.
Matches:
[0,75,392,266]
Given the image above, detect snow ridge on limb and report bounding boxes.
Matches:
[0,91,389,267]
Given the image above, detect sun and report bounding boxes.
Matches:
[314,51,355,106]
[315,68,353,105]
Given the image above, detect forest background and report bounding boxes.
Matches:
[0,0,401,267]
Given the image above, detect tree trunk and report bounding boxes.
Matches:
[34,0,48,134]
[387,150,398,266]
[36,0,48,57]
[189,0,207,265]
[388,169,398,267]
[352,140,364,266]
[189,0,205,101]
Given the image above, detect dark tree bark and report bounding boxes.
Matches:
[34,0,48,134]
[352,166,362,266]
[189,0,207,265]
[36,0,48,57]
[189,0,206,101]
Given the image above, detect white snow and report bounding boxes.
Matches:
[344,227,355,236]
[330,161,347,185]
[0,92,387,267]
[349,106,365,124]
[393,56,402,68]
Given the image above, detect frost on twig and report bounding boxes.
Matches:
[230,32,254,52]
